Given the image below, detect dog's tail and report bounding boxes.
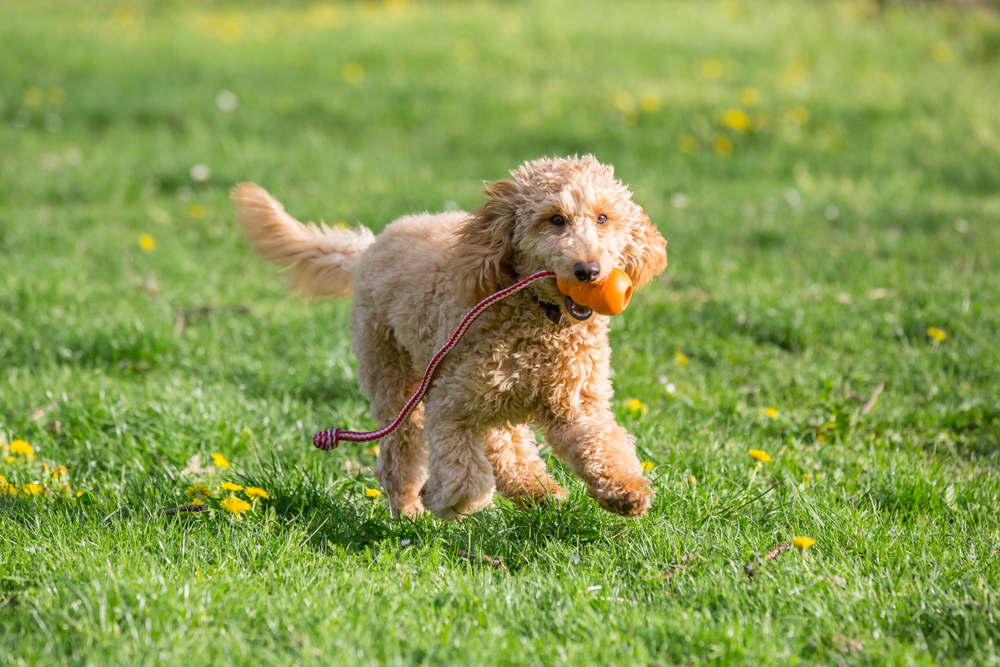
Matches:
[231,183,375,299]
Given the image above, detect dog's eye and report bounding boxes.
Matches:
[550,215,565,226]
[597,214,608,224]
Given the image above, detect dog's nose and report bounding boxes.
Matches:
[573,261,601,283]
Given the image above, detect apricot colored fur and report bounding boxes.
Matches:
[232,156,668,520]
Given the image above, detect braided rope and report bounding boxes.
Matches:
[312,270,555,451]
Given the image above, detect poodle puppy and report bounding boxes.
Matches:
[232,155,667,520]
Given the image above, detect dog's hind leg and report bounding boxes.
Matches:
[484,425,566,508]
[353,320,428,519]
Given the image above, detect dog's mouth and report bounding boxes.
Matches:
[564,295,593,321]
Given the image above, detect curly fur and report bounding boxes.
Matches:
[233,155,668,520]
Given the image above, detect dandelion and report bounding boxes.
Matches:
[678,135,700,155]
[674,348,689,365]
[138,233,156,252]
[611,90,636,114]
[185,483,212,501]
[927,327,947,342]
[24,86,43,106]
[641,461,655,472]
[931,41,952,64]
[220,497,251,515]
[215,90,239,112]
[803,473,812,481]
[713,135,734,157]
[211,453,230,468]
[793,536,816,550]
[723,109,750,132]
[220,482,243,492]
[366,445,380,457]
[687,475,697,485]
[701,58,724,79]
[781,63,808,87]
[22,483,43,495]
[639,93,661,113]
[1,479,18,496]
[189,164,211,182]
[739,86,760,107]
[764,408,779,420]
[624,399,648,416]
[10,440,33,457]
[788,106,810,126]
[244,486,269,499]
[365,488,381,498]
[454,38,476,61]
[749,449,771,462]
[342,62,365,85]
[718,0,740,21]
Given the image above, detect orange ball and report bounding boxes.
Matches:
[556,268,633,316]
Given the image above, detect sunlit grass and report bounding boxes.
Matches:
[2,0,1000,665]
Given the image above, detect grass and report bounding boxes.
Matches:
[2,0,1000,664]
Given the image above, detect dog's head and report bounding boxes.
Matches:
[453,155,667,317]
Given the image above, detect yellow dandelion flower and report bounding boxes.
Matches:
[220,482,243,492]
[781,63,808,87]
[185,483,211,501]
[739,86,760,107]
[713,135,734,157]
[22,483,43,495]
[803,473,812,481]
[687,475,698,485]
[723,108,750,132]
[10,440,33,457]
[47,86,66,105]
[211,453,230,468]
[718,0,740,21]
[454,38,476,62]
[138,233,156,252]
[701,58,724,80]
[674,348,689,365]
[342,62,365,85]
[678,135,700,155]
[793,536,816,550]
[764,408,779,420]
[366,445,380,457]
[749,449,771,462]
[1,481,19,496]
[24,86,43,106]
[611,90,635,113]
[57,466,68,477]
[927,327,947,342]
[4,457,13,464]
[364,488,381,498]
[624,399,648,416]
[788,106,810,126]
[220,497,251,514]
[931,41,952,64]
[639,93,661,113]
[244,486,269,499]
[640,461,655,472]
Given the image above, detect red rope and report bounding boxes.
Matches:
[313,270,555,451]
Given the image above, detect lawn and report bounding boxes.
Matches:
[2,0,1000,665]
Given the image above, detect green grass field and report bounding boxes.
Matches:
[3,0,1000,664]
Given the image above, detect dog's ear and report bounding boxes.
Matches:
[622,212,667,290]
[453,179,519,303]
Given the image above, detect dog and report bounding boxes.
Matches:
[232,155,667,520]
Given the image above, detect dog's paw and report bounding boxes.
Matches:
[590,476,653,518]
[419,476,495,521]
[504,476,567,509]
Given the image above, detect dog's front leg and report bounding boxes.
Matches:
[419,398,496,520]
[544,410,652,517]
